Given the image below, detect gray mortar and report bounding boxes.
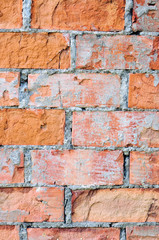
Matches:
[123,155,130,187]
[64,188,72,224]
[125,0,133,34]
[22,0,32,30]
[19,224,28,240]
[120,228,126,240]
[70,34,76,70]
[64,110,73,149]
[24,149,32,183]
[19,71,29,108]
[120,72,129,110]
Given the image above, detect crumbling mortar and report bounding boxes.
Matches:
[64,187,72,224]
[19,71,29,108]
[24,149,32,183]
[120,72,129,110]
[120,228,126,240]
[70,34,76,70]
[123,153,130,187]
[22,0,32,30]
[64,110,73,149]
[125,0,133,34]
[19,224,27,240]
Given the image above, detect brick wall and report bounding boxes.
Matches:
[0,0,159,239]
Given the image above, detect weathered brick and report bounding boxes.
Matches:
[130,151,159,185]
[28,73,120,108]
[31,150,123,186]
[0,0,22,29]
[0,225,19,240]
[0,109,65,145]
[72,111,159,148]
[128,73,159,109]
[0,72,20,106]
[0,149,24,184]
[0,33,70,69]
[31,0,125,31]
[127,226,159,240]
[28,228,120,240]
[132,0,159,32]
[72,189,159,222]
[76,35,159,70]
[0,187,64,222]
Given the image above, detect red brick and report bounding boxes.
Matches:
[28,228,120,240]
[127,226,159,239]
[72,111,159,148]
[76,35,159,70]
[0,72,20,106]
[128,73,159,109]
[28,73,121,108]
[31,150,123,186]
[0,0,22,29]
[72,189,159,222]
[0,187,64,222]
[31,0,125,31]
[0,33,70,69]
[132,0,159,32]
[0,109,65,145]
[130,151,159,185]
[0,149,24,184]
[0,225,19,240]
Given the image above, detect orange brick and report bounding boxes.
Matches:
[72,111,159,148]
[127,226,159,239]
[28,73,121,108]
[0,0,22,29]
[76,35,159,70]
[128,73,159,109]
[72,189,159,222]
[31,0,125,31]
[130,151,159,185]
[0,72,20,106]
[31,150,123,185]
[0,33,70,69]
[0,225,19,240]
[0,187,64,222]
[0,109,65,145]
[133,0,159,32]
[28,228,120,240]
[0,149,24,184]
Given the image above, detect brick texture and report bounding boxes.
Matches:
[0,0,22,29]
[76,35,159,70]
[127,226,159,239]
[0,72,20,106]
[128,73,159,109]
[72,111,159,148]
[0,149,24,184]
[0,187,64,222]
[31,150,123,185]
[72,189,159,222]
[31,0,125,31]
[28,73,121,108]
[28,228,120,240]
[0,225,19,240]
[132,0,159,32]
[0,33,70,69]
[0,109,65,145]
[130,151,159,185]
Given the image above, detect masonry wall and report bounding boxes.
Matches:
[0,0,159,239]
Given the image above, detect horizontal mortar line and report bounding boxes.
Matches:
[0,28,158,36]
[0,184,159,189]
[0,68,159,74]
[0,222,159,228]
[0,145,159,152]
[0,106,159,113]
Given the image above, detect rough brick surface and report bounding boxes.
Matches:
[28,73,121,108]
[28,228,120,240]
[31,0,125,31]
[72,189,159,222]
[133,0,159,32]
[0,109,65,145]
[127,226,159,239]
[0,225,19,240]
[31,150,123,186]
[0,72,20,106]
[130,151,159,185]
[0,149,24,184]
[72,111,159,148]
[76,35,159,70]
[0,187,64,222]
[0,33,70,69]
[128,73,159,109]
[0,0,22,29]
